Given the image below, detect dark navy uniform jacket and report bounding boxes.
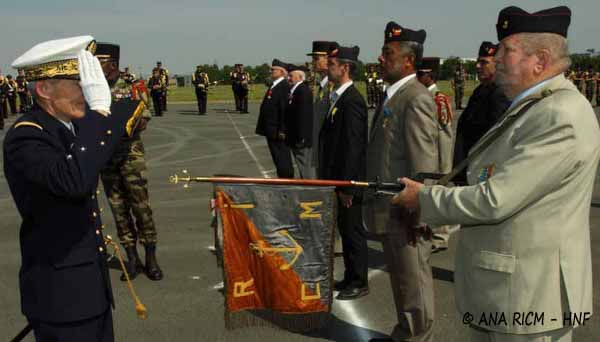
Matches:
[255,80,290,140]
[285,82,314,148]
[3,100,140,323]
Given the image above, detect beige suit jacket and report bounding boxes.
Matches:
[365,77,452,234]
[419,74,599,334]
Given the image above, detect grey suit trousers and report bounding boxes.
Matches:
[383,219,434,342]
[291,146,316,179]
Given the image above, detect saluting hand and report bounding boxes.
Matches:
[78,50,111,116]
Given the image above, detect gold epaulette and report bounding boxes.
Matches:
[126,101,147,137]
[14,121,43,131]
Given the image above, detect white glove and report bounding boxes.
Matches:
[78,50,111,115]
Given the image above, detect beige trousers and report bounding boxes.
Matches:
[383,218,434,342]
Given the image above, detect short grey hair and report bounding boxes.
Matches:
[517,33,571,72]
[291,70,306,81]
[397,41,423,66]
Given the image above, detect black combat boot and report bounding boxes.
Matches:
[144,243,164,281]
[120,245,144,281]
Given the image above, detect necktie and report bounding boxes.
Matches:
[329,92,338,112]
[382,91,389,106]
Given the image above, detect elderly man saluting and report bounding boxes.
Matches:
[4,36,139,342]
[393,6,599,342]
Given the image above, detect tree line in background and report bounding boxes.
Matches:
[175,53,600,85]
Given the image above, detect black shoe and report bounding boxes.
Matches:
[336,285,369,300]
[334,279,350,291]
[120,245,144,281]
[144,243,164,281]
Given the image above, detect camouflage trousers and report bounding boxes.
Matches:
[101,135,157,247]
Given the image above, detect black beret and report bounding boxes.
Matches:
[417,57,440,74]
[307,41,339,56]
[496,6,571,41]
[384,21,426,44]
[329,45,360,62]
[287,64,309,73]
[478,41,498,57]
[271,59,288,70]
[95,42,120,61]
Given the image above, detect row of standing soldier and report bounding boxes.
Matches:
[567,65,600,105]
[0,70,33,130]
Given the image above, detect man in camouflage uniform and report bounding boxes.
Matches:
[192,65,210,115]
[585,65,595,103]
[451,61,466,109]
[97,43,163,281]
[152,61,169,111]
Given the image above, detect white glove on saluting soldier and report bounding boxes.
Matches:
[78,50,111,115]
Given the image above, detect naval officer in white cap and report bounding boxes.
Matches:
[4,35,138,342]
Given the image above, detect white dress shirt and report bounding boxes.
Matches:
[506,75,558,112]
[330,80,354,110]
[290,81,302,96]
[271,77,285,89]
[385,73,417,104]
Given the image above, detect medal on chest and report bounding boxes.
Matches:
[382,107,392,129]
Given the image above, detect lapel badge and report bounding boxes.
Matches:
[478,163,496,182]
[330,107,338,123]
[383,107,392,118]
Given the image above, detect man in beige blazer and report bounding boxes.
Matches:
[366,22,452,342]
[394,6,599,342]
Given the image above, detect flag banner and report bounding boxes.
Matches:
[214,184,336,331]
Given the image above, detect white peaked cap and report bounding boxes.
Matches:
[12,35,96,81]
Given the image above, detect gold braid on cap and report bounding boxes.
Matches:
[23,40,97,81]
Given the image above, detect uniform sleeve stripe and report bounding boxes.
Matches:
[14,122,43,130]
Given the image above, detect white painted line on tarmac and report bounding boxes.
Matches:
[240,134,261,140]
[226,112,270,178]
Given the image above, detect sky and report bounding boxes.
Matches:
[1,0,598,76]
